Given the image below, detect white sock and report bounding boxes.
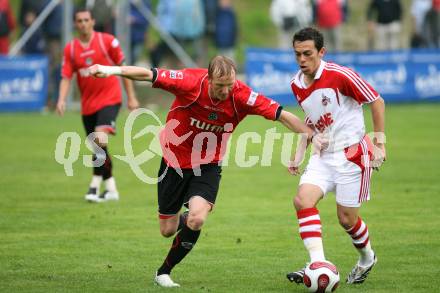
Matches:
[297,208,326,263]
[90,175,102,191]
[105,177,117,192]
[304,238,326,262]
[358,242,375,266]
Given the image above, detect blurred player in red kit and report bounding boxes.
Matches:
[56,8,139,203]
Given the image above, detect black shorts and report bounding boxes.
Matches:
[82,104,121,136]
[157,158,222,218]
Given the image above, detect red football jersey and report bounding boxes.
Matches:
[61,32,125,115]
[153,68,281,169]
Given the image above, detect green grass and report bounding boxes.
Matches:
[0,103,440,292]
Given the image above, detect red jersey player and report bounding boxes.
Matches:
[285,27,386,286]
[56,8,139,203]
[88,55,324,288]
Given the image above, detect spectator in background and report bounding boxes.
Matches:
[19,0,46,54]
[42,0,63,110]
[130,0,150,64]
[204,0,217,36]
[367,0,402,51]
[270,0,312,49]
[0,0,16,55]
[424,0,440,48]
[19,0,45,28]
[150,0,174,67]
[312,0,347,52]
[86,0,114,33]
[410,0,431,48]
[201,0,217,65]
[215,0,237,61]
[150,0,205,67]
[170,0,205,65]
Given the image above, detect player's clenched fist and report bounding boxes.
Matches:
[88,64,121,78]
[88,64,106,77]
[371,143,386,169]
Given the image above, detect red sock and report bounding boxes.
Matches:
[346,217,375,265]
[297,207,325,262]
[346,217,370,248]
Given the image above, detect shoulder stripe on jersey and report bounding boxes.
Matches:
[326,64,376,102]
[97,32,115,65]
[326,64,377,102]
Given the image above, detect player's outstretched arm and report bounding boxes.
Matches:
[278,110,331,175]
[278,109,313,137]
[278,110,313,175]
[278,110,329,150]
[88,64,154,82]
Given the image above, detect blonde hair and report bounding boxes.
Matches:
[208,56,236,79]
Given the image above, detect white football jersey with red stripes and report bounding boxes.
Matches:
[291,61,379,152]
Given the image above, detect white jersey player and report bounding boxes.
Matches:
[292,59,378,152]
[285,27,386,286]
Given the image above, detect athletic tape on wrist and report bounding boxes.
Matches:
[101,65,122,76]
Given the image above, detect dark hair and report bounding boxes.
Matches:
[292,27,324,51]
[74,7,94,21]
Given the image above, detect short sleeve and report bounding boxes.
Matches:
[152,68,202,98]
[106,36,125,65]
[235,81,281,121]
[61,43,74,79]
[340,67,379,104]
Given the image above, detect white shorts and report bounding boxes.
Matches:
[300,136,373,207]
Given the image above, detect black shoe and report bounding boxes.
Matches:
[287,268,305,284]
[98,190,119,201]
[84,187,98,202]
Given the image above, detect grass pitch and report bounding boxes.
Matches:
[0,103,439,292]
